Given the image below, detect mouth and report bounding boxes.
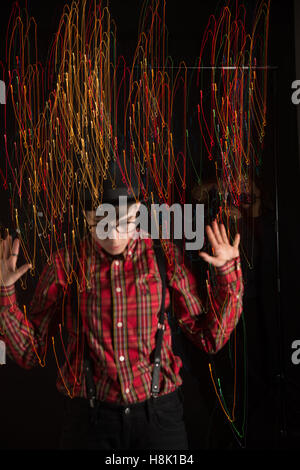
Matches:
[106,242,123,250]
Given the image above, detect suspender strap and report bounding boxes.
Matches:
[83,357,97,409]
[151,241,167,398]
[70,262,97,410]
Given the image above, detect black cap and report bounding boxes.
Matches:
[76,157,143,210]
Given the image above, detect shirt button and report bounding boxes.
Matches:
[116,287,121,293]
[124,407,130,415]
[125,388,130,394]
[119,355,125,362]
[115,261,119,267]
[117,322,123,328]
[128,250,132,256]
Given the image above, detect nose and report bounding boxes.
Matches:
[107,226,119,239]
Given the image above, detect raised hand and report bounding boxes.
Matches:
[0,233,32,287]
[198,220,240,267]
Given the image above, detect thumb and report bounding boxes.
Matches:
[15,263,32,279]
[198,251,217,265]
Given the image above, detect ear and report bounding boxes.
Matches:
[83,210,93,222]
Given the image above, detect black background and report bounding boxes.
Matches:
[0,0,299,451]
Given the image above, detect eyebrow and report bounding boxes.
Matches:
[92,211,135,220]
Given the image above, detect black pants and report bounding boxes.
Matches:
[60,389,189,450]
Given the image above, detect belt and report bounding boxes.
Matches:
[64,387,182,424]
[94,388,180,411]
[65,387,180,411]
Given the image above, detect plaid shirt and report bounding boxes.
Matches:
[0,234,243,404]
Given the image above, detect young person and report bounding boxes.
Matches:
[0,163,243,450]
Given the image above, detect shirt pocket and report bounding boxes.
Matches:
[135,271,161,294]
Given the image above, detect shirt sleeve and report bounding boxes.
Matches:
[0,260,63,369]
[165,241,244,354]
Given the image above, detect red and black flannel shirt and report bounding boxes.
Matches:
[0,233,243,404]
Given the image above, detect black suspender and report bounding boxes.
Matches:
[69,267,97,409]
[151,241,167,398]
[69,239,167,406]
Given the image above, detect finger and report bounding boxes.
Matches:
[6,235,16,263]
[206,225,219,250]
[9,238,20,270]
[233,233,240,248]
[198,251,220,266]
[220,224,230,244]
[15,263,32,279]
[2,234,10,260]
[212,220,223,244]
[10,237,20,255]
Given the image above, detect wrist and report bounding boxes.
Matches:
[0,282,15,291]
[0,283,16,306]
[216,256,238,271]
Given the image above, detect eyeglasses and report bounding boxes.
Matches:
[86,215,137,234]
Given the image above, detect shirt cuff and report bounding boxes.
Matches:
[0,284,17,306]
[215,256,242,283]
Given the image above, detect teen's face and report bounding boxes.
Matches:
[84,202,140,255]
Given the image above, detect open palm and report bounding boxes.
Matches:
[199,220,240,267]
[0,234,32,287]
